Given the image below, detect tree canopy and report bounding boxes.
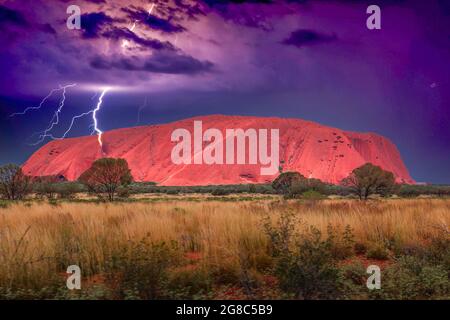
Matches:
[341,163,397,200]
[79,158,133,201]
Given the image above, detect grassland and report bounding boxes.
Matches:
[0,198,448,300]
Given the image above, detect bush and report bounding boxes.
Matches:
[272,172,326,199]
[163,267,212,299]
[301,190,324,200]
[327,225,355,260]
[34,182,58,199]
[366,243,390,260]
[372,255,449,299]
[56,183,84,199]
[398,184,450,198]
[263,212,346,299]
[276,226,343,299]
[109,239,180,300]
[211,189,231,196]
[354,243,367,255]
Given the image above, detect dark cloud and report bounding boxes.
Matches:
[283,29,337,47]
[122,7,186,34]
[90,51,214,75]
[200,0,276,31]
[0,5,28,28]
[101,27,174,50]
[80,12,115,38]
[172,0,206,19]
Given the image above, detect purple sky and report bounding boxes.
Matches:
[0,0,449,183]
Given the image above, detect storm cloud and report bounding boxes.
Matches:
[90,51,214,75]
[283,29,337,48]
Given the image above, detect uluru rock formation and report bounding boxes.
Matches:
[22,115,414,185]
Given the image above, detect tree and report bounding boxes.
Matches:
[341,163,397,200]
[289,178,326,197]
[79,158,133,201]
[272,171,304,195]
[272,171,325,198]
[0,164,32,200]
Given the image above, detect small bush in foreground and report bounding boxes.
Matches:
[108,239,180,300]
[371,255,449,299]
[366,243,390,260]
[263,212,355,299]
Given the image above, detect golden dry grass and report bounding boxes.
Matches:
[0,198,448,284]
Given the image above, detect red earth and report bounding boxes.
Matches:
[22,115,415,185]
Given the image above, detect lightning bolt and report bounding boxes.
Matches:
[92,88,110,151]
[58,87,110,149]
[20,85,109,153]
[30,84,77,145]
[136,96,148,125]
[122,3,156,50]
[60,110,95,139]
[10,85,74,118]
[148,3,156,16]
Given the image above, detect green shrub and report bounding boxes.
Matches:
[366,243,390,260]
[163,267,212,299]
[272,172,326,199]
[339,262,370,299]
[34,182,58,199]
[56,183,84,199]
[398,184,450,198]
[211,189,231,196]
[354,242,367,255]
[327,225,355,260]
[372,255,449,299]
[108,239,181,300]
[277,226,343,299]
[263,212,345,299]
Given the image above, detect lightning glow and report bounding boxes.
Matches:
[121,19,139,49]
[121,3,156,50]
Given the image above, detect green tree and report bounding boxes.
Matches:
[290,178,326,197]
[272,171,325,198]
[0,164,31,200]
[341,163,397,200]
[79,158,133,201]
[272,171,304,195]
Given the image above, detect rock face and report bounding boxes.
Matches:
[22,115,415,185]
